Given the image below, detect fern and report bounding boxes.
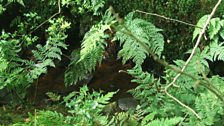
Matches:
[64,85,116,114]
[145,117,183,126]
[0,32,30,90]
[0,17,70,98]
[115,12,164,65]
[127,47,224,125]
[30,18,70,79]
[193,15,209,41]
[193,15,224,41]
[127,65,167,117]
[64,85,116,125]
[107,112,139,126]
[195,16,224,62]
[30,111,68,126]
[15,85,115,125]
[203,41,224,61]
[185,76,224,126]
[65,10,116,85]
[208,17,222,40]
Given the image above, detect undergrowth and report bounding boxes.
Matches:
[1,0,224,125]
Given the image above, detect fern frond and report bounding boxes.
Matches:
[115,12,164,65]
[193,15,209,41]
[97,91,117,105]
[65,43,105,85]
[0,17,69,93]
[164,49,210,98]
[65,10,116,86]
[0,32,30,90]
[193,15,224,41]
[27,110,67,126]
[127,65,156,86]
[107,112,139,126]
[127,65,164,115]
[30,18,69,79]
[63,85,115,125]
[145,117,183,126]
[207,41,224,61]
[208,18,222,40]
[185,76,224,125]
[79,24,109,61]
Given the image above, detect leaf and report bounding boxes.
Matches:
[208,18,221,39]
[16,0,25,6]
[141,112,157,125]
[146,117,183,126]
[220,29,224,39]
[193,15,209,41]
[65,10,115,86]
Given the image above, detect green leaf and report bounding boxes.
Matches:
[16,0,25,6]
[193,15,209,41]
[145,117,183,126]
[208,18,221,39]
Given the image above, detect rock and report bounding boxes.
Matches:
[117,97,138,111]
[103,97,138,115]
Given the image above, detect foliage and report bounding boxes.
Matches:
[115,12,164,65]
[193,15,224,41]
[5,0,24,6]
[64,85,116,125]
[65,10,116,85]
[127,51,224,125]
[107,112,139,126]
[61,0,105,15]
[194,15,224,62]
[124,13,224,125]
[15,110,69,126]
[145,117,183,126]
[0,0,24,14]
[0,17,70,97]
[127,65,165,115]
[0,32,29,90]
[1,0,224,126]
[15,85,117,126]
[65,10,164,86]
[30,18,70,78]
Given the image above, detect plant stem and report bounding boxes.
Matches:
[135,10,202,29]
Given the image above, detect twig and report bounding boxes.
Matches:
[29,0,61,34]
[34,109,37,126]
[178,113,189,126]
[33,78,39,104]
[164,0,223,119]
[62,54,71,60]
[135,10,202,29]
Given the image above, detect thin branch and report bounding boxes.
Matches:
[164,0,222,119]
[29,0,61,34]
[135,10,202,29]
[33,78,39,104]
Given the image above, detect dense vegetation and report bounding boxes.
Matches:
[1,0,224,125]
